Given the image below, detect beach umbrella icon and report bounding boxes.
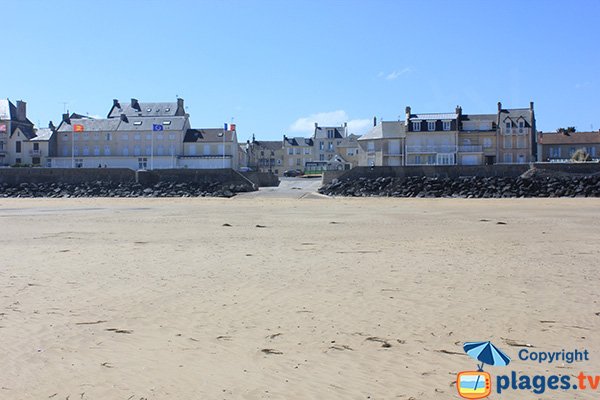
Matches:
[463,341,511,370]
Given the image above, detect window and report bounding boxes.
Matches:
[347,149,355,156]
[146,134,152,140]
[414,155,421,164]
[122,147,129,156]
[157,134,163,140]
[122,133,129,140]
[104,146,111,156]
[569,147,576,156]
[412,121,421,131]
[16,141,21,153]
[367,141,375,151]
[134,121,143,126]
[62,133,68,141]
[288,148,294,155]
[591,147,597,157]
[138,157,148,169]
[503,136,512,148]
[134,134,141,140]
[93,146,100,156]
[296,158,301,166]
[83,132,89,139]
[319,154,325,161]
[15,158,21,164]
[504,153,512,163]
[33,143,39,150]
[75,158,84,168]
[505,122,511,134]
[304,148,310,154]
[327,129,334,138]
[204,144,210,155]
[277,159,282,165]
[163,121,171,125]
[443,121,451,131]
[146,108,152,112]
[63,146,69,156]
[516,136,526,149]
[73,146,79,156]
[134,146,141,156]
[427,155,436,164]
[517,154,525,163]
[169,134,176,140]
[94,133,99,140]
[368,157,375,166]
[328,142,333,151]
[165,108,170,112]
[82,146,89,156]
[295,148,301,155]
[428,121,436,131]
[106,133,111,141]
[483,138,492,148]
[74,133,79,141]
[146,145,152,155]
[319,141,324,150]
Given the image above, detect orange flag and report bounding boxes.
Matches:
[73,124,84,132]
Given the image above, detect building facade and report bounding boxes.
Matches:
[0,99,37,166]
[537,131,600,162]
[283,136,313,171]
[246,138,285,174]
[358,120,405,166]
[182,128,239,169]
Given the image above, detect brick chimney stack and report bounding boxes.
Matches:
[16,100,26,122]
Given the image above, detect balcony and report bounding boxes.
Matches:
[406,145,457,153]
[458,145,483,152]
[29,149,43,156]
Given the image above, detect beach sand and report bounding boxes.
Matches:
[0,197,599,399]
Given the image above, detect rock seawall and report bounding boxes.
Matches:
[0,180,251,198]
[319,175,600,198]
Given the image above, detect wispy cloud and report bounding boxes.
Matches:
[290,110,372,135]
[575,81,592,89]
[378,67,413,80]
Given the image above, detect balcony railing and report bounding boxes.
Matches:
[458,145,483,152]
[406,145,457,153]
[29,150,43,156]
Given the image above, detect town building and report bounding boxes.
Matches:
[358,120,405,166]
[283,136,313,171]
[182,128,239,169]
[537,131,600,162]
[246,138,285,174]
[0,99,37,166]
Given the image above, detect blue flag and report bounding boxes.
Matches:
[152,124,163,131]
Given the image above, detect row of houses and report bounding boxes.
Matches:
[1,97,598,173]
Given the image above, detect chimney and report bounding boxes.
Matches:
[497,101,502,112]
[455,105,462,118]
[373,116,377,127]
[130,98,140,111]
[48,121,56,131]
[62,113,71,124]
[120,113,129,122]
[113,99,121,109]
[405,106,411,123]
[177,98,184,109]
[529,101,534,111]
[314,122,318,129]
[16,100,26,121]
[344,122,348,137]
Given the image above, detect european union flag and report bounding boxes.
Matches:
[152,124,163,131]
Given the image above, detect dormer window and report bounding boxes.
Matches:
[427,121,435,131]
[163,121,171,125]
[133,121,142,126]
[146,108,152,112]
[412,121,421,131]
[327,129,334,139]
[443,121,451,131]
[165,108,170,112]
[505,122,511,130]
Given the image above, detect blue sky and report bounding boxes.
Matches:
[2,0,599,140]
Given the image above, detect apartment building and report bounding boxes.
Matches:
[358,101,536,166]
[283,136,313,170]
[538,131,600,162]
[313,123,348,162]
[182,128,239,169]
[336,134,361,167]
[0,99,37,166]
[246,138,285,174]
[358,120,405,166]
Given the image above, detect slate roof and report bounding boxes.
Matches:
[30,128,54,141]
[57,118,120,132]
[253,140,282,151]
[107,100,183,118]
[539,131,600,145]
[284,136,313,146]
[359,121,405,140]
[410,113,458,121]
[313,126,345,139]
[184,129,235,143]
[117,116,187,131]
[461,113,497,122]
[0,99,34,125]
[500,108,533,126]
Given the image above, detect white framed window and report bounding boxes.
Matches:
[157,134,163,140]
[443,121,451,131]
[516,136,526,149]
[304,148,311,154]
[122,147,129,156]
[138,157,148,169]
[288,148,294,155]
[328,142,333,151]
[203,144,210,155]
[367,141,375,151]
[504,153,512,163]
[428,121,435,131]
[145,134,152,140]
[73,146,79,156]
[134,146,141,156]
[319,141,324,150]
[157,146,164,156]
[134,134,141,140]
[93,146,100,156]
[73,133,79,141]
[414,155,421,164]
[505,122,511,134]
[483,138,492,148]
[517,154,525,163]
[133,121,142,126]
[145,145,152,155]
[413,121,421,131]
[327,129,334,138]
[169,134,176,140]
[104,145,111,156]
[427,154,436,164]
[295,148,301,155]
[503,136,512,148]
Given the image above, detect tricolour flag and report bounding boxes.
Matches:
[73,124,84,132]
[224,123,236,131]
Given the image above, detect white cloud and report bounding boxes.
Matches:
[381,67,413,80]
[289,110,372,135]
[575,81,592,89]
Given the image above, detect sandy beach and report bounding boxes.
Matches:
[1,197,599,399]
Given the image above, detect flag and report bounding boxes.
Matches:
[230,123,236,131]
[73,124,84,132]
[224,123,229,131]
[0,124,6,132]
[152,124,163,131]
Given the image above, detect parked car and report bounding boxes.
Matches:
[283,169,303,177]
[239,167,253,172]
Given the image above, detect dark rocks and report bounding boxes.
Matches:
[318,175,600,198]
[0,180,253,198]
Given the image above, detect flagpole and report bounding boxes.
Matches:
[151,129,154,170]
[223,129,225,169]
[71,129,74,168]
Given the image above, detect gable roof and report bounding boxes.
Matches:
[539,131,600,145]
[253,140,282,151]
[57,118,121,132]
[284,136,313,146]
[184,128,235,143]
[30,128,54,141]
